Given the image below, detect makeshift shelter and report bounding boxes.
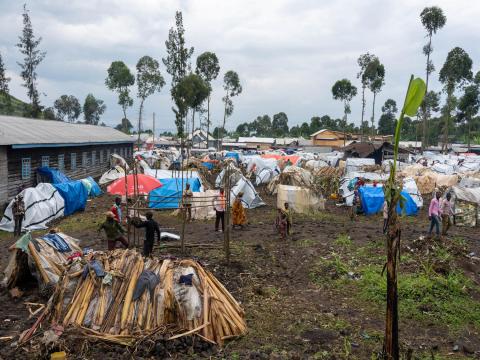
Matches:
[53,180,88,216]
[450,186,480,227]
[276,185,325,214]
[149,178,201,209]
[343,142,410,164]
[245,156,280,185]
[359,186,418,216]
[37,167,71,184]
[266,166,312,195]
[2,232,81,288]
[231,177,265,209]
[0,183,65,232]
[20,249,246,346]
[81,176,103,197]
[99,166,126,185]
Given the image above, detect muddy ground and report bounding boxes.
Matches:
[0,189,479,359]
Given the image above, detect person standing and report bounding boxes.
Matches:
[131,211,161,257]
[284,202,292,236]
[232,192,247,229]
[428,192,441,238]
[12,195,25,237]
[98,212,129,250]
[111,196,123,223]
[212,188,226,232]
[441,192,454,236]
[183,183,193,222]
[275,208,288,240]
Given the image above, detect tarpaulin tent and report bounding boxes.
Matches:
[225,151,240,163]
[37,167,71,184]
[99,166,126,185]
[0,183,65,232]
[359,186,418,216]
[231,176,265,209]
[53,180,88,216]
[107,174,162,196]
[81,176,103,197]
[149,178,201,209]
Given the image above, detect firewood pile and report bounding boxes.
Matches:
[21,249,246,347]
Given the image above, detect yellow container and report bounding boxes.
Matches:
[50,351,66,360]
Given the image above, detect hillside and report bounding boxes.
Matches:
[0,93,30,117]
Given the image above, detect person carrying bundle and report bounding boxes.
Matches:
[98,211,129,250]
[130,211,161,257]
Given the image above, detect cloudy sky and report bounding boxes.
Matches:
[0,0,479,133]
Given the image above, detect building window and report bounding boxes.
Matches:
[99,150,104,164]
[92,150,96,165]
[82,152,88,167]
[41,156,49,168]
[21,158,31,180]
[71,153,77,170]
[106,149,111,163]
[58,154,65,170]
[113,148,117,155]
[120,148,124,158]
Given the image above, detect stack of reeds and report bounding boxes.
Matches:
[43,249,246,346]
[311,167,344,196]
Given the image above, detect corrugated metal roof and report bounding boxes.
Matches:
[0,115,134,147]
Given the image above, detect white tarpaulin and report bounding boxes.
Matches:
[231,176,265,209]
[345,158,375,174]
[99,166,125,185]
[451,186,480,204]
[402,177,423,208]
[0,183,65,232]
[245,157,280,185]
[277,185,325,214]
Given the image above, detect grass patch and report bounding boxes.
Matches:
[334,234,352,247]
[359,265,480,329]
[310,253,350,286]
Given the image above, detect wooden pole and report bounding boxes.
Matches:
[224,165,231,264]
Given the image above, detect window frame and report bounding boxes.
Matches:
[71,153,77,170]
[82,152,88,167]
[41,155,50,168]
[58,154,65,170]
[21,157,31,180]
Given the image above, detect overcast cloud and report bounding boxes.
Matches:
[0,0,479,133]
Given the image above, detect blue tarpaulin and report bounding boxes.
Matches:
[359,186,418,216]
[37,167,71,184]
[148,178,201,209]
[201,162,215,170]
[225,152,240,162]
[81,176,103,197]
[53,180,88,216]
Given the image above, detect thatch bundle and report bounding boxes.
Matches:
[267,166,312,195]
[311,166,343,196]
[35,249,245,346]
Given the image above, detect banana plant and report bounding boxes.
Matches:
[383,75,426,360]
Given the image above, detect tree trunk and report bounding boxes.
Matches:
[468,116,471,151]
[222,91,228,151]
[442,90,452,154]
[361,86,366,141]
[206,95,210,149]
[422,34,433,152]
[344,101,348,147]
[191,109,195,148]
[137,100,144,148]
[122,105,128,134]
[371,92,377,139]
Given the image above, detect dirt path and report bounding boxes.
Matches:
[0,193,479,359]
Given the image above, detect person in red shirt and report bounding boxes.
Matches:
[111,197,123,223]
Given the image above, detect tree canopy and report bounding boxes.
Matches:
[83,94,106,125]
[54,95,81,123]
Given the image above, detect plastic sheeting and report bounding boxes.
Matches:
[345,158,375,174]
[99,166,125,185]
[450,186,480,204]
[231,176,265,209]
[276,185,325,214]
[402,177,423,208]
[359,186,418,216]
[0,183,65,232]
[53,180,88,216]
[81,176,102,197]
[37,167,71,184]
[245,156,280,185]
[148,178,201,209]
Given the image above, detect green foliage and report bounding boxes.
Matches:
[377,99,398,135]
[359,266,480,328]
[196,52,220,83]
[403,78,427,116]
[136,55,165,102]
[420,6,447,36]
[54,94,81,123]
[334,234,352,247]
[105,61,135,120]
[42,106,56,120]
[439,47,473,93]
[83,94,106,125]
[115,118,133,134]
[272,112,289,136]
[16,4,46,118]
[0,52,10,97]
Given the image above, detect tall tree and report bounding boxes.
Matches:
[272,112,289,137]
[357,53,376,139]
[196,52,220,146]
[378,99,398,135]
[366,58,386,136]
[83,94,106,125]
[222,70,242,145]
[136,55,165,138]
[163,11,194,139]
[106,61,135,124]
[0,52,12,114]
[332,79,357,145]
[420,6,447,151]
[457,78,480,150]
[115,118,134,134]
[54,95,81,123]
[439,47,472,152]
[16,4,46,118]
